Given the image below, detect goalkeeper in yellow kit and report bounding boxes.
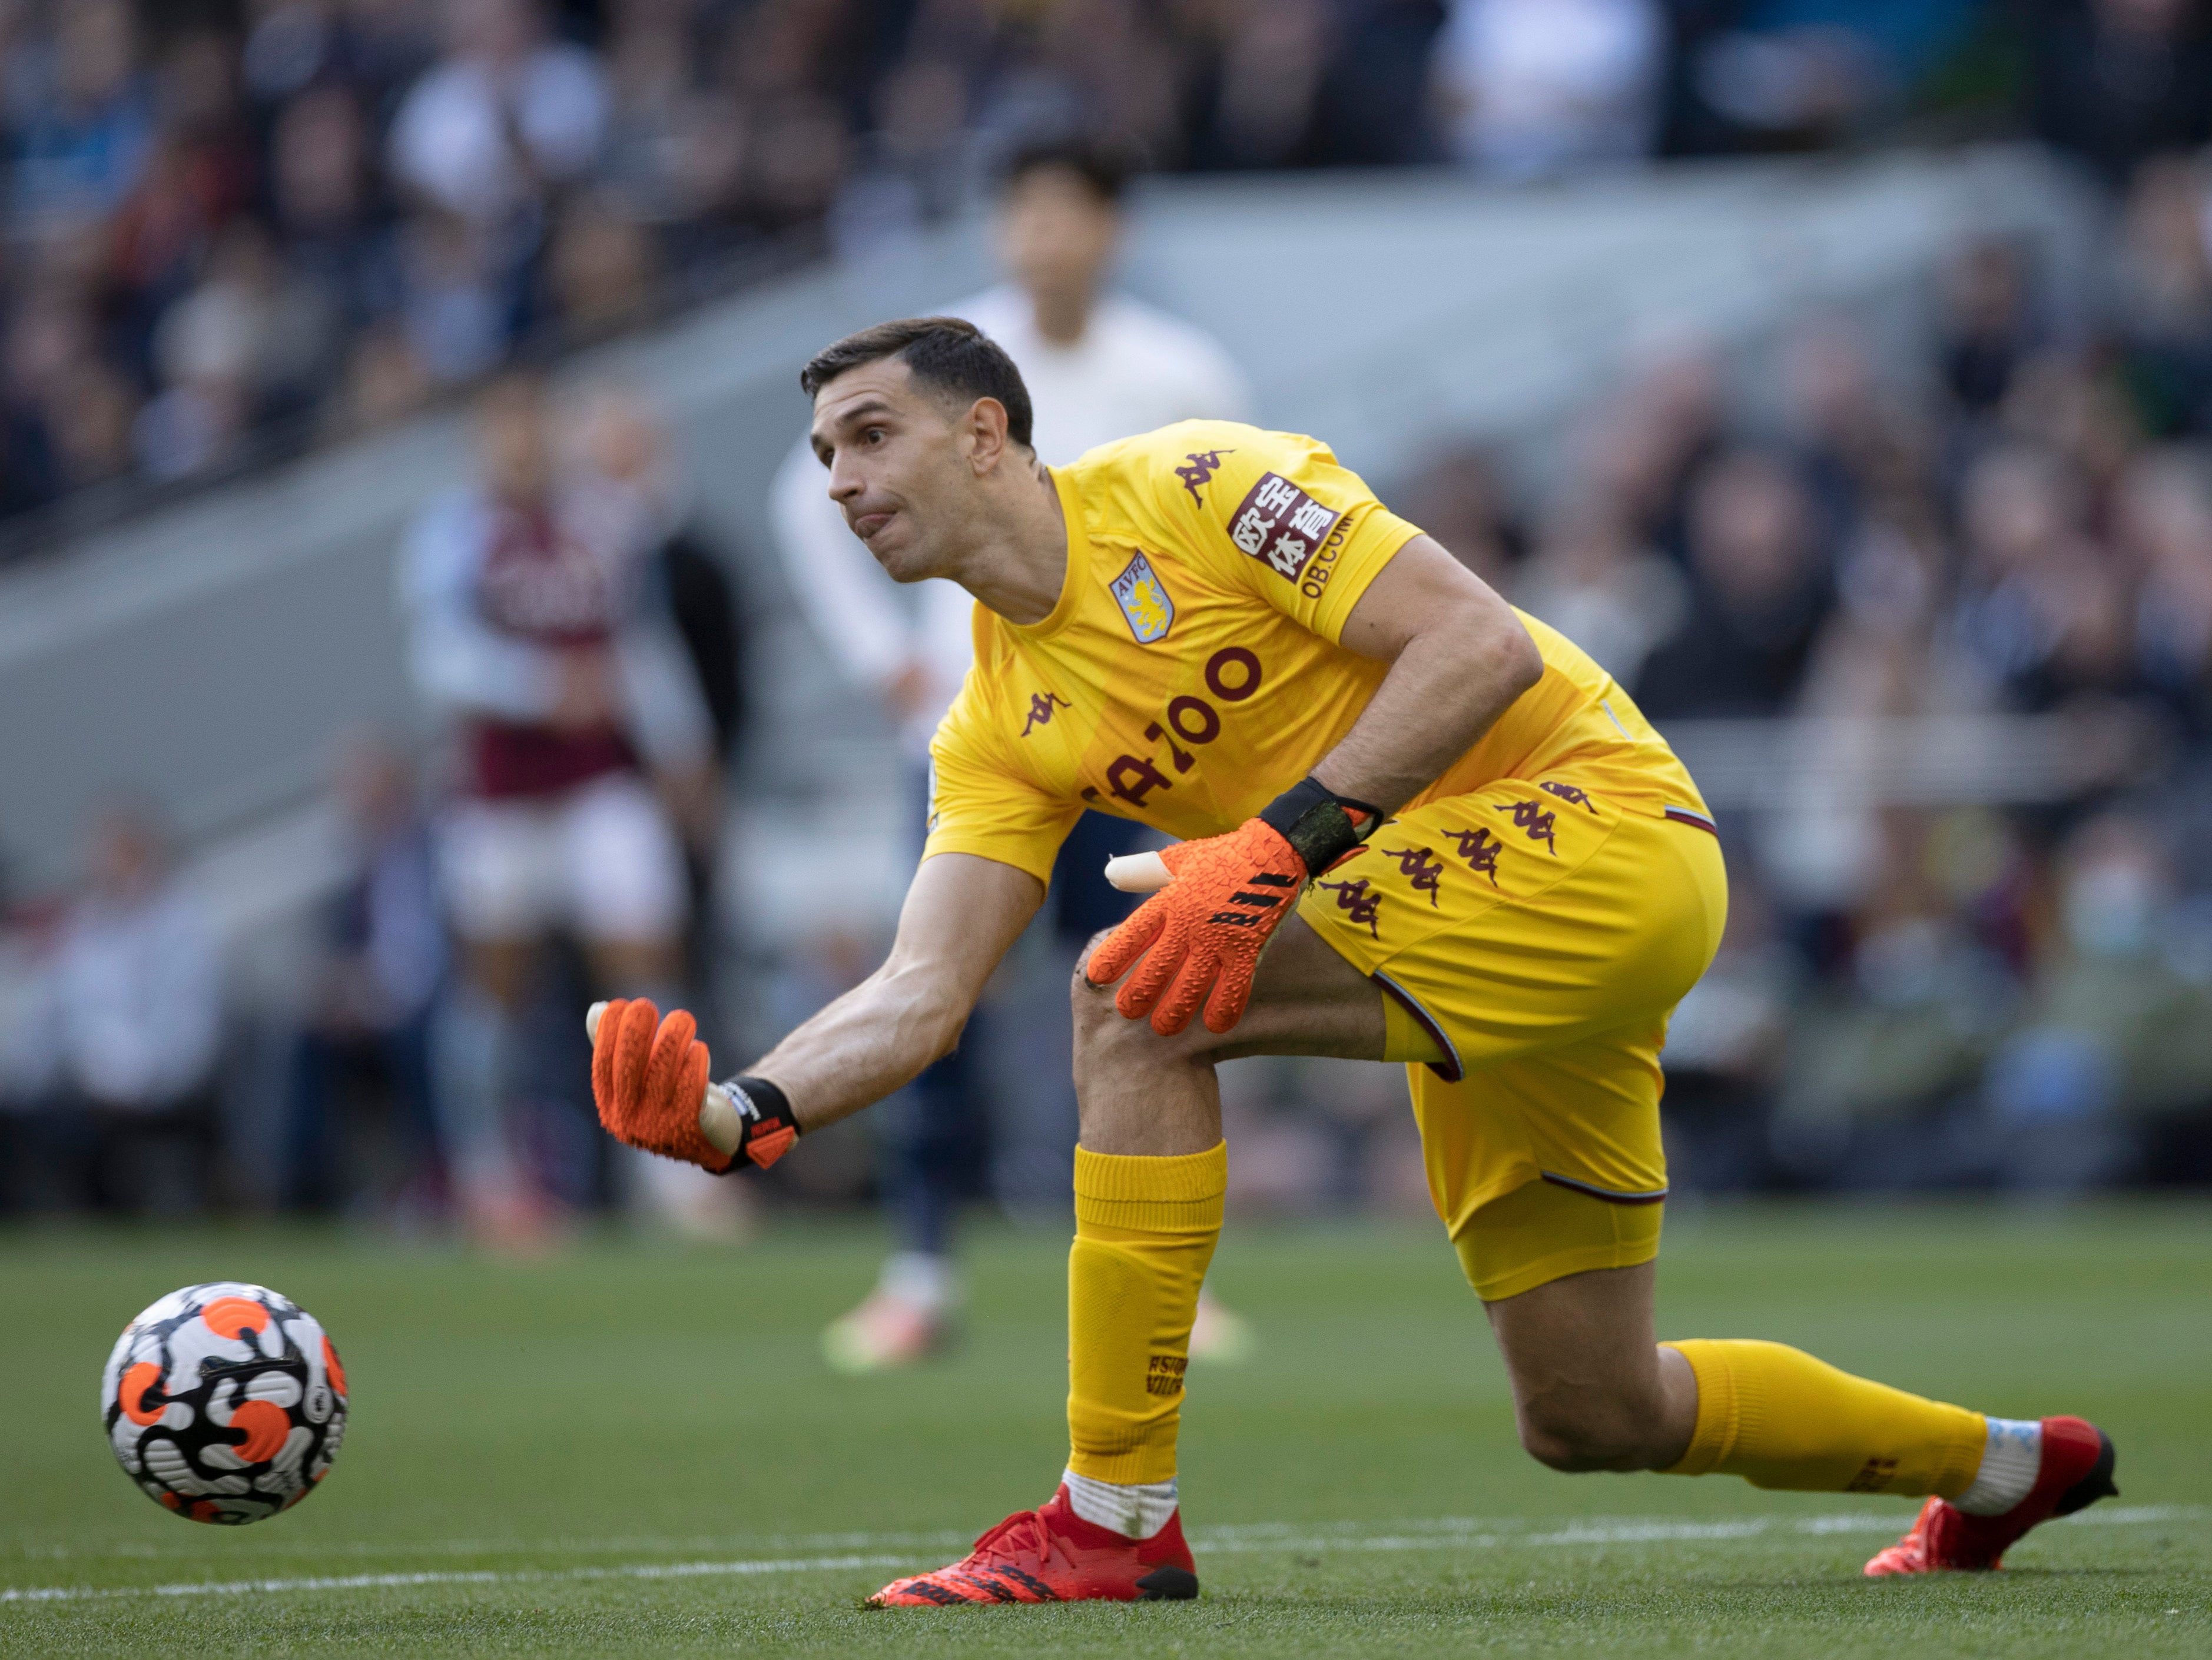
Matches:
[586,317,2116,1605]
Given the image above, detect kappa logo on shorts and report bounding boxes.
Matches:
[1379,845,1445,907]
[1227,472,1340,583]
[1314,874,1382,938]
[1441,826,1503,887]
[1540,781,1599,814]
[1499,798,1558,854]
[1110,552,1175,644]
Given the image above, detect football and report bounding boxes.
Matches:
[101,1283,349,1526]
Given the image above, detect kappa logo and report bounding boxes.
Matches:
[1441,826,1503,887]
[1019,691,1072,738]
[1110,551,1175,644]
[1540,781,1599,814]
[1379,845,1446,907]
[1175,448,1235,504]
[1228,472,1340,583]
[1314,875,1382,938]
[1499,798,1558,855]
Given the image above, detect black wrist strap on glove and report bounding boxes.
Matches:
[1258,775,1385,875]
[719,1074,801,1172]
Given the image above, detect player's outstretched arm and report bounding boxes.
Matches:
[1090,534,1540,1035]
[589,851,1043,1171]
[738,851,1042,1135]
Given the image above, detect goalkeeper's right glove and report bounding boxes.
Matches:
[1084,775,1381,1037]
[588,998,800,1172]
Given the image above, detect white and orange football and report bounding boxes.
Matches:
[100,1283,349,1526]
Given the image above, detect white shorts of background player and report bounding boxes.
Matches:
[439,772,687,945]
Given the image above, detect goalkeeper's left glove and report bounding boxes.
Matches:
[588,998,800,1172]
[1084,776,1381,1037]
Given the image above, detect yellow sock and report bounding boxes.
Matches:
[1066,1142,1226,1486]
[1662,1339,1987,1498]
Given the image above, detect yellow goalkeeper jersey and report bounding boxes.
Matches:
[923,420,1708,887]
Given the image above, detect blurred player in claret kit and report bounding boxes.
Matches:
[772,137,1253,1373]
[587,320,2118,1605]
[403,372,717,1243]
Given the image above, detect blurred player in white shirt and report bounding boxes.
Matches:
[772,138,1253,1371]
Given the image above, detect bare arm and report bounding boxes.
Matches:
[1313,534,1543,812]
[715,852,1043,1145]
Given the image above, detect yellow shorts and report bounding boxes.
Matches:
[1295,774,1727,1301]
[1451,1173,1667,1301]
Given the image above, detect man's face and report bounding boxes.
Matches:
[997,168,1118,309]
[581,391,662,492]
[476,387,550,504]
[334,740,411,836]
[90,811,159,901]
[1689,454,1810,608]
[810,358,981,582]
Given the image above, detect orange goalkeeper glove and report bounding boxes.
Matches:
[588,998,799,1172]
[1085,776,1381,1036]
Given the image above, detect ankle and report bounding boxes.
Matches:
[1953,1417,2042,1516]
[1061,1469,1178,1539]
[875,1251,957,1316]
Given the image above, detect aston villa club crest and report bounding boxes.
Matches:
[1110,552,1175,644]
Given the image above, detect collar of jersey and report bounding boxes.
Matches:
[1003,466,1091,640]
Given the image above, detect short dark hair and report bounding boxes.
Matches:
[1001,135,1132,205]
[800,316,1035,449]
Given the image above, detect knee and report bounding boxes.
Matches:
[1071,928,1117,991]
[1067,942,1207,1075]
[1069,935,1129,1046]
[1069,977,1146,1074]
[1514,1386,1661,1473]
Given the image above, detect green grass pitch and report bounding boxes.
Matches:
[3,1203,2207,1656]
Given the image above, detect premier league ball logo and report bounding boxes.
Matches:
[100,1283,348,1525]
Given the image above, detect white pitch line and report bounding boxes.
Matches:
[5,1528,981,1565]
[18,1503,2194,1567]
[0,1554,925,1607]
[2,1506,2197,1609]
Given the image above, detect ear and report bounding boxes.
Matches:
[963,397,1013,476]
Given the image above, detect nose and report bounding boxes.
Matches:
[824,448,864,504]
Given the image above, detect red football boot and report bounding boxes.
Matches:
[1863,1416,2118,1576]
[866,1485,1199,1606]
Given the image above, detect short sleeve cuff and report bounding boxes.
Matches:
[920,832,1060,889]
[1312,507,1426,643]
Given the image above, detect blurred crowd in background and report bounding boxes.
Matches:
[6,0,2212,1244]
[2,0,2211,545]
[1443,241,2212,1204]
